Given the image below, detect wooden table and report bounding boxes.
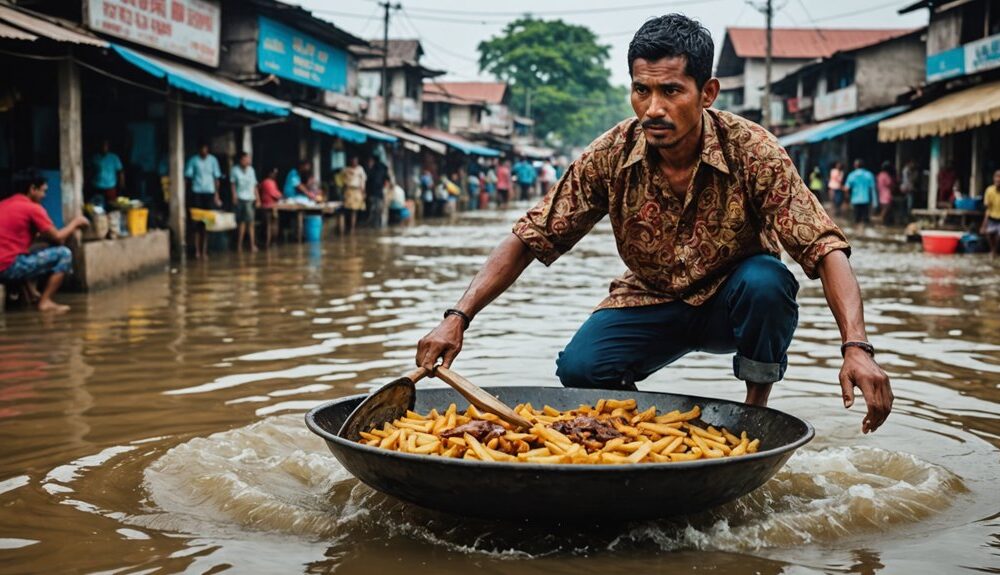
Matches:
[265,201,343,242]
[911,208,984,229]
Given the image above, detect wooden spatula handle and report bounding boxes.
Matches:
[406,366,430,383]
[434,366,533,430]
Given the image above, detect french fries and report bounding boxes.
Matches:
[357,400,761,464]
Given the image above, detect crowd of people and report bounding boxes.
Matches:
[418,156,564,218]
[805,158,925,229]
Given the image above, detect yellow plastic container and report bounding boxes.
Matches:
[126,208,148,237]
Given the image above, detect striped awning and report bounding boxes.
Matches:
[878,80,1000,142]
[0,4,106,46]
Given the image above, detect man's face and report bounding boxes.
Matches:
[240,155,250,168]
[630,56,716,149]
[199,146,209,157]
[28,183,47,203]
[993,171,1000,187]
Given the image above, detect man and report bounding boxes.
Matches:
[184,142,222,259]
[0,169,89,312]
[284,160,318,201]
[91,139,124,205]
[980,169,1000,259]
[230,151,260,253]
[539,158,557,196]
[513,157,537,201]
[366,154,390,228]
[899,159,919,220]
[844,159,878,228]
[416,14,892,434]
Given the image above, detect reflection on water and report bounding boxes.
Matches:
[0,208,997,574]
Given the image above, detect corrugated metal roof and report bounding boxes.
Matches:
[423,82,508,105]
[0,20,36,41]
[0,4,107,47]
[726,28,915,59]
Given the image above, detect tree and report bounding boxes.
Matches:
[477,17,631,148]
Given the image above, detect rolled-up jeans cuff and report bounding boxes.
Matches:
[733,355,786,384]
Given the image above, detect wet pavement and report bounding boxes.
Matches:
[0,207,997,574]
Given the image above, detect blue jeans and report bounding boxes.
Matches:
[556,254,799,388]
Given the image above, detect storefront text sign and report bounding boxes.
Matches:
[926,32,1000,83]
[257,16,348,93]
[84,0,220,67]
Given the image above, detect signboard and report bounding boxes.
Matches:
[84,0,220,67]
[814,84,857,121]
[926,32,1000,83]
[257,16,348,93]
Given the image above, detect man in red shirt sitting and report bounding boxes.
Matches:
[0,169,89,312]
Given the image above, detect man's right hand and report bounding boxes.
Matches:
[416,315,466,371]
[72,215,90,229]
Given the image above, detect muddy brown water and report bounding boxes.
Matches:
[0,208,997,574]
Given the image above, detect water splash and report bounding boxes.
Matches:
[139,414,964,557]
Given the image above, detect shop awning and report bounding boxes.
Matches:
[778,106,907,148]
[111,45,290,117]
[0,20,35,41]
[357,122,447,154]
[878,81,1000,142]
[0,4,107,47]
[777,119,842,148]
[411,127,500,157]
[293,107,397,144]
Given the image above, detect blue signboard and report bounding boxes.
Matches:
[926,46,964,83]
[257,16,347,92]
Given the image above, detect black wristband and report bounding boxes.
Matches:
[443,308,471,330]
[841,341,875,358]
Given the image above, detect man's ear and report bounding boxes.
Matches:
[701,77,720,109]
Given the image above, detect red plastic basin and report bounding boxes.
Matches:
[920,230,963,254]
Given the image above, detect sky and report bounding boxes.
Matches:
[296,0,929,88]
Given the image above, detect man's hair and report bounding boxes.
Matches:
[237,151,249,161]
[854,158,864,168]
[13,168,46,195]
[628,14,714,88]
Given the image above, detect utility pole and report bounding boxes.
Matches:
[380,1,401,124]
[762,0,773,130]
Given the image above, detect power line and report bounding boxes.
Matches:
[403,0,721,18]
[810,1,904,23]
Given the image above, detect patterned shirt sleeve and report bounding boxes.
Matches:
[511,146,610,266]
[751,145,850,279]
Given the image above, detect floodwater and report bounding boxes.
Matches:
[0,208,997,574]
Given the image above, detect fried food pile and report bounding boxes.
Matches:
[357,399,760,464]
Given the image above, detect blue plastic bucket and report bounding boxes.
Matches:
[304,214,323,242]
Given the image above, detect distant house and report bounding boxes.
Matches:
[715,27,914,123]
[422,82,511,137]
[356,39,444,124]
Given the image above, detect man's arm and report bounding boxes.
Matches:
[40,216,89,245]
[416,234,534,370]
[817,250,893,433]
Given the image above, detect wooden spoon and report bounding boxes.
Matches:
[434,366,533,430]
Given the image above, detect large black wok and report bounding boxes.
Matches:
[305,386,813,520]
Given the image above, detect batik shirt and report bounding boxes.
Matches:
[512,109,850,309]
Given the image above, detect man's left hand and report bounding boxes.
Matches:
[839,347,893,433]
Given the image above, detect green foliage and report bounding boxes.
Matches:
[477,17,632,148]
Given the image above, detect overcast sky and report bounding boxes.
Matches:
[296,0,929,87]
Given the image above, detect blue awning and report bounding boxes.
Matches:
[412,127,500,157]
[778,119,842,148]
[780,106,909,148]
[112,45,290,117]
[292,107,397,144]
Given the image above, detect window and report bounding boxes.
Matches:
[960,0,988,44]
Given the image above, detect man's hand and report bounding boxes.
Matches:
[214,194,222,207]
[71,215,90,229]
[839,347,893,433]
[416,315,465,371]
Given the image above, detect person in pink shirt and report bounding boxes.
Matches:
[258,167,283,248]
[876,161,897,224]
[495,159,512,209]
[0,169,89,312]
[827,161,845,216]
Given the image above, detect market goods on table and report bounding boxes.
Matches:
[357,398,761,464]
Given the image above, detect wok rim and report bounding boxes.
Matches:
[305,385,815,472]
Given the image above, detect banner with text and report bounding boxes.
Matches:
[257,16,347,93]
[84,0,220,67]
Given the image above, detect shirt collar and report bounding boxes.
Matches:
[624,110,731,176]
